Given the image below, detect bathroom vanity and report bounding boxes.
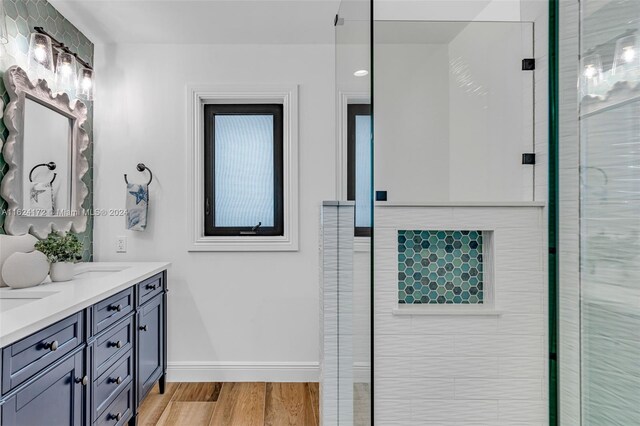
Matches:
[0,262,169,425]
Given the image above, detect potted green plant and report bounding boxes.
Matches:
[35,232,83,282]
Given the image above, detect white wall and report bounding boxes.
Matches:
[93,43,335,381]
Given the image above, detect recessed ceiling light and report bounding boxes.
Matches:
[353,69,369,77]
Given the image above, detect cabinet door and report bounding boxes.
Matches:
[137,294,164,404]
[1,351,85,426]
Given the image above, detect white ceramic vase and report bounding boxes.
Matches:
[50,262,75,282]
[1,251,49,288]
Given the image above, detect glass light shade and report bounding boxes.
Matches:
[27,33,54,72]
[77,67,94,101]
[580,54,603,97]
[0,0,9,44]
[55,52,77,94]
[612,35,640,81]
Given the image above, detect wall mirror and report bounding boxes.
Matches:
[1,65,89,237]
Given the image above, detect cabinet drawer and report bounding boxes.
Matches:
[94,316,133,378]
[138,272,164,306]
[94,351,132,418]
[93,289,134,335]
[94,382,133,426]
[2,313,83,394]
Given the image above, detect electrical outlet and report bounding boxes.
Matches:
[116,236,127,253]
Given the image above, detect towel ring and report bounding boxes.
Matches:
[29,162,57,184]
[124,163,153,185]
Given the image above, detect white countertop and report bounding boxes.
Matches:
[0,262,170,348]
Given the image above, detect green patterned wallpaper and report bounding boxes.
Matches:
[398,230,484,304]
[0,0,93,260]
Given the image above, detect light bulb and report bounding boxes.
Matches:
[60,63,72,75]
[81,76,92,90]
[584,64,597,79]
[623,46,636,63]
[354,69,369,77]
[34,45,47,63]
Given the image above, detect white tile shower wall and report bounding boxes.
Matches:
[319,202,354,426]
[374,205,547,425]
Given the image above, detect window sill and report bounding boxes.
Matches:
[392,305,502,316]
[188,235,298,252]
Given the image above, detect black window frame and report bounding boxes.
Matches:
[347,103,372,238]
[204,103,284,237]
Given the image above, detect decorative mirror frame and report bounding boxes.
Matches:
[1,65,89,238]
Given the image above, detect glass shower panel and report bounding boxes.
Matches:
[374,21,534,202]
[580,1,640,423]
[335,0,371,424]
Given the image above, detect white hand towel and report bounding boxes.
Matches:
[126,183,148,231]
[29,182,54,215]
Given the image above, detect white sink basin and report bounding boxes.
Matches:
[74,264,129,279]
[0,290,59,311]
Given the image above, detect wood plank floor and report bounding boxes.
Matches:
[138,382,319,426]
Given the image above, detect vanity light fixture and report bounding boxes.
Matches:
[354,69,369,77]
[580,54,603,97]
[28,27,95,100]
[55,52,77,94]
[612,34,640,80]
[77,68,94,101]
[27,33,54,72]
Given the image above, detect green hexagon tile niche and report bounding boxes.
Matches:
[398,230,484,304]
[0,0,94,260]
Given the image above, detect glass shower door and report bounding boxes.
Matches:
[334,0,372,424]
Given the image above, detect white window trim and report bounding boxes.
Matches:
[186,84,299,252]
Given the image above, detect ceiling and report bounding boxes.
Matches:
[48,0,342,45]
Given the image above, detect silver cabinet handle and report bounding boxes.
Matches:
[109,412,122,421]
[109,340,123,349]
[75,375,88,386]
[110,376,123,385]
[43,340,58,351]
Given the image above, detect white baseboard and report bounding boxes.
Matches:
[166,361,320,382]
[353,362,371,383]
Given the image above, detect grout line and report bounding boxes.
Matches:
[209,382,225,426]
[263,382,268,425]
[307,383,319,426]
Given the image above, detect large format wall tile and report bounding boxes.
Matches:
[0,0,94,260]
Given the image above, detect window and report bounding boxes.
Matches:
[204,104,284,237]
[347,104,372,237]
[187,84,298,251]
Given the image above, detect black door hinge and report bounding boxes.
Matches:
[522,58,536,70]
[522,153,536,165]
[376,191,388,201]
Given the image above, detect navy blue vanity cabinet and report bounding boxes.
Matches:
[1,350,86,425]
[0,269,168,426]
